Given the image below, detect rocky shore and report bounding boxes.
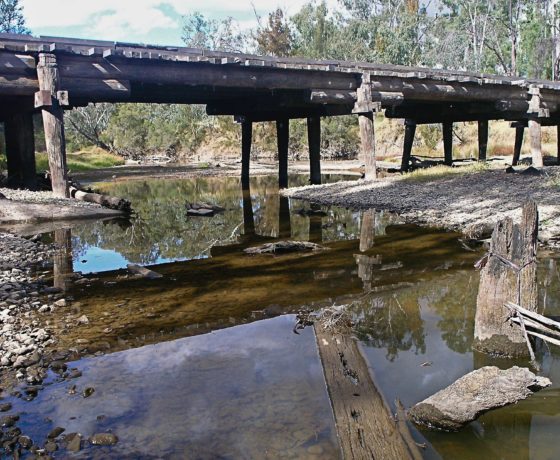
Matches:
[0,232,103,456]
[283,166,560,245]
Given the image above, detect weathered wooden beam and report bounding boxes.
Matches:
[307,116,321,185]
[359,113,376,180]
[401,120,416,172]
[277,118,289,189]
[314,325,423,460]
[512,125,524,166]
[529,119,543,168]
[478,120,488,161]
[4,111,36,189]
[241,120,252,189]
[37,53,69,197]
[443,121,453,166]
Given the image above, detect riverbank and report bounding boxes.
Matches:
[283,165,560,245]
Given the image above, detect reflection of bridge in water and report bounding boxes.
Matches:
[2,33,560,196]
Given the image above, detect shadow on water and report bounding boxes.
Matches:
[6,173,560,459]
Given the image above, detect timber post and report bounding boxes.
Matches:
[401,119,416,172]
[278,196,291,238]
[529,120,543,168]
[527,85,545,168]
[241,188,255,236]
[478,120,488,161]
[277,118,289,189]
[443,121,453,166]
[4,112,37,189]
[241,119,252,189]
[557,125,560,165]
[473,201,539,357]
[353,72,380,180]
[307,116,321,185]
[36,53,69,198]
[511,122,525,166]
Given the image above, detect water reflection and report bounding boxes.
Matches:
[53,228,73,292]
[11,316,339,459]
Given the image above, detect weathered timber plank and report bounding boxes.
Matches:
[314,325,422,460]
[401,120,416,172]
[443,121,453,166]
[529,119,543,168]
[512,125,524,166]
[478,120,488,161]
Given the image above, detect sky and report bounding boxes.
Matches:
[20,0,338,46]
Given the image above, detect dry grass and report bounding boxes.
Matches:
[401,162,491,183]
[36,147,124,172]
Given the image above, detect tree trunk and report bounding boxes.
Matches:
[474,201,539,357]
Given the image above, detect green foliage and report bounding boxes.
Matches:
[182,12,247,52]
[255,8,292,57]
[0,0,29,34]
[35,148,124,172]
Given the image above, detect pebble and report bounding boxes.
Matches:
[65,432,82,452]
[90,433,118,446]
[47,427,65,439]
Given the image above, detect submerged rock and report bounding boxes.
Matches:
[90,433,118,446]
[186,202,225,217]
[409,366,551,431]
[244,240,326,255]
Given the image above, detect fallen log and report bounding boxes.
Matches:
[186,202,225,217]
[69,186,131,212]
[506,302,560,347]
[314,324,422,459]
[409,366,550,431]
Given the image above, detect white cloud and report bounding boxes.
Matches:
[20,0,339,43]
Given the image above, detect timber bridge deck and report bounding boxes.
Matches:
[1,32,559,195]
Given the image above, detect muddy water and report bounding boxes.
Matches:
[5,174,560,459]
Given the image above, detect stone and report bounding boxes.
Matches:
[0,403,11,412]
[83,387,95,398]
[47,427,65,439]
[17,435,32,449]
[76,315,89,325]
[54,299,67,307]
[409,366,551,431]
[65,432,81,452]
[90,433,118,446]
[0,415,19,428]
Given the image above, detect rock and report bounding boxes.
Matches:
[409,366,551,431]
[83,387,95,398]
[54,299,67,307]
[76,315,89,325]
[65,433,81,452]
[90,433,118,446]
[18,435,32,449]
[126,264,162,280]
[186,207,215,217]
[14,352,40,368]
[0,403,12,412]
[244,240,326,255]
[44,440,57,453]
[0,415,19,428]
[47,427,65,439]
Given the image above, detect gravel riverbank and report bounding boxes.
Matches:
[283,166,560,245]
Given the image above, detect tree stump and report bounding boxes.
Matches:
[473,201,539,357]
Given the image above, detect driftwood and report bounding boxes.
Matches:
[506,302,560,347]
[409,366,550,431]
[244,241,325,255]
[69,186,131,212]
[186,202,225,217]
[126,264,162,280]
[474,201,538,357]
[314,324,422,459]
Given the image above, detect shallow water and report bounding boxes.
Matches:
[5,173,560,459]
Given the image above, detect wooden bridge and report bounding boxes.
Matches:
[1,32,560,196]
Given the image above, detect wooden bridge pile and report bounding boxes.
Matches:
[1,32,560,195]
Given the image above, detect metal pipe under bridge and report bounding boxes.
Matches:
[0,32,558,195]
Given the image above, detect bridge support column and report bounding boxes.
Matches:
[401,120,416,172]
[359,113,377,179]
[4,112,37,189]
[279,196,291,238]
[557,125,560,165]
[307,116,321,185]
[241,120,252,189]
[443,121,453,166]
[242,188,255,236]
[529,119,543,168]
[37,53,69,198]
[478,120,488,161]
[277,118,289,189]
[512,123,525,166]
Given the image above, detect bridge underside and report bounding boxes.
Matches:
[1,33,559,194]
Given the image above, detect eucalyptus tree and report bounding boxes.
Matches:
[0,0,29,34]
